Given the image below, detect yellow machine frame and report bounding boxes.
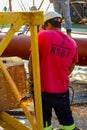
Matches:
[0,11,44,130]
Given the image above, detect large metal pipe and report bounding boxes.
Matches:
[1,34,31,60]
[73,37,87,66]
[0,34,87,66]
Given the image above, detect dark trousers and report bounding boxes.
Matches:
[42,91,74,127]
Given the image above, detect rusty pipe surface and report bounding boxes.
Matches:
[0,34,87,66]
[1,34,31,60]
[73,37,87,66]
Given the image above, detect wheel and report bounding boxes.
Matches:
[70,3,83,23]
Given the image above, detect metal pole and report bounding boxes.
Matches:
[9,0,12,11]
[30,25,44,130]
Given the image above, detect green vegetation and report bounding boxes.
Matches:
[0,24,11,29]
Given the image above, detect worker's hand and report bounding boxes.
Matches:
[49,0,54,3]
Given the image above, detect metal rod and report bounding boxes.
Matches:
[9,0,12,11]
[38,0,44,10]
[30,25,44,130]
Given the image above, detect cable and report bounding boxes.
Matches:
[38,0,44,10]
[20,0,26,11]
[17,0,24,11]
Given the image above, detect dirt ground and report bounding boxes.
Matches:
[51,104,87,130]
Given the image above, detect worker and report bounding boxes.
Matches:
[28,11,79,130]
[50,0,72,37]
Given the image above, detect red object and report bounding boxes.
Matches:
[73,37,87,66]
[1,34,31,60]
[0,34,87,66]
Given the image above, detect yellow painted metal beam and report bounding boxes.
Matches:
[0,12,43,25]
[0,11,44,56]
[0,11,44,130]
[0,112,31,130]
[0,58,37,129]
[20,101,37,130]
[30,25,44,130]
[0,119,17,130]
